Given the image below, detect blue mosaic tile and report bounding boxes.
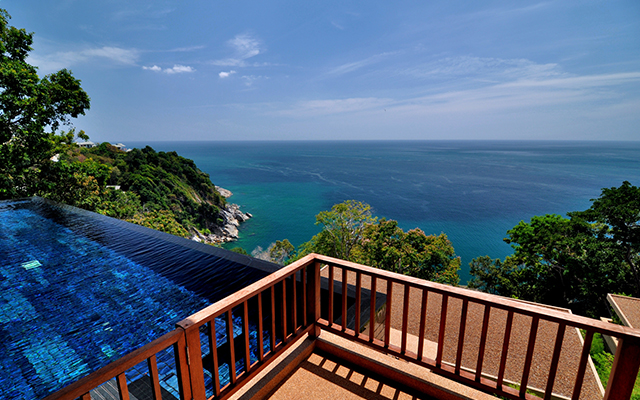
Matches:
[0,199,278,400]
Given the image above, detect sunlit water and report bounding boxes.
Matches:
[135,140,640,283]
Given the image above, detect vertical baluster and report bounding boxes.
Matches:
[116,373,130,400]
[227,310,237,384]
[384,280,393,349]
[258,292,264,362]
[455,299,469,375]
[342,268,348,332]
[544,322,566,400]
[328,266,334,326]
[475,305,491,382]
[401,285,411,354]
[270,286,276,350]
[519,316,539,398]
[417,288,429,361]
[302,266,308,328]
[292,272,298,332]
[81,394,91,400]
[369,276,377,342]
[497,310,514,389]
[571,329,593,400]
[436,295,449,368]
[243,301,251,373]
[147,355,162,400]
[355,272,362,338]
[281,278,288,340]
[208,321,221,397]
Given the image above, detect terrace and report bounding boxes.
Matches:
[44,254,640,400]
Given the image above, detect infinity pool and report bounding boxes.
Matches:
[0,198,279,399]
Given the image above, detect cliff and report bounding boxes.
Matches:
[63,143,250,244]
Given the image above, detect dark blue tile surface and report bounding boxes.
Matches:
[0,198,279,400]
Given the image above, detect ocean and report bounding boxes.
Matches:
[131,141,640,283]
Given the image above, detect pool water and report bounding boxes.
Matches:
[0,198,280,399]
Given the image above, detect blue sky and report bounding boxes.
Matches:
[6,0,640,141]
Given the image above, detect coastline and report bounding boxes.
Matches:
[190,186,252,245]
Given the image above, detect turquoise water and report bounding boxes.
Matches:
[134,140,640,283]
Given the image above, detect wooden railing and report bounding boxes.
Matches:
[42,329,191,400]
[44,254,640,400]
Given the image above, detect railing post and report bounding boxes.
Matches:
[307,259,322,338]
[604,336,640,400]
[184,327,207,400]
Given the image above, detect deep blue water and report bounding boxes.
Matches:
[134,140,640,283]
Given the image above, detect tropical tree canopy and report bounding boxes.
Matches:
[0,9,90,199]
[469,181,640,317]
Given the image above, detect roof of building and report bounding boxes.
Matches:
[608,293,640,329]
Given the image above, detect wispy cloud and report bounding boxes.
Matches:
[143,64,195,74]
[211,34,263,67]
[28,46,139,73]
[274,97,393,117]
[219,70,236,78]
[328,52,397,75]
[403,56,563,81]
[241,75,267,87]
[163,45,206,53]
[272,71,640,118]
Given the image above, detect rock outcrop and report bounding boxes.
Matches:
[190,187,252,244]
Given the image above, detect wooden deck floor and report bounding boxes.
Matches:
[266,350,436,400]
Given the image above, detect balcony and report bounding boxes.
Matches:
[44,254,640,400]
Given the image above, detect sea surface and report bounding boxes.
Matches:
[130,141,640,283]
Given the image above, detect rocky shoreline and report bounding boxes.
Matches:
[190,187,252,244]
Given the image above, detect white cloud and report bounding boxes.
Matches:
[143,64,195,74]
[219,70,236,78]
[143,65,162,72]
[211,34,262,67]
[28,45,139,73]
[164,64,194,74]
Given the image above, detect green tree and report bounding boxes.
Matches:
[469,181,639,317]
[361,219,460,285]
[295,202,460,285]
[570,181,640,297]
[468,255,535,299]
[308,200,377,261]
[0,9,90,199]
[269,239,294,265]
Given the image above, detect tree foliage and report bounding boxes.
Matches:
[468,181,640,317]
[294,201,460,285]
[0,9,90,199]
[361,218,460,285]
[312,200,377,261]
[60,143,227,237]
[269,239,294,265]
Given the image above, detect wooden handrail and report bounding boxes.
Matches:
[44,253,640,400]
[177,254,316,330]
[309,253,640,400]
[312,253,640,340]
[42,329,189,400]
